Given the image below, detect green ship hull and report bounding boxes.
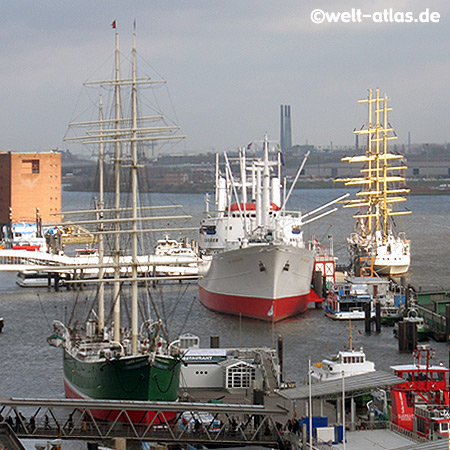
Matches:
[63,350,181,424]
[64,350,180,401]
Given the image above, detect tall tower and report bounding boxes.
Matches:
[280,105,292,151]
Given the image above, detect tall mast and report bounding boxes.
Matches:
[338,89,411,233]
[382,94,389,239]
[131,31,139,354]
[98,95,105,334]
[62,29,188,344]
[215,153,219,211]
[113,31,121,343]
[374,89,381,234]
[240,147,247,205]
[366,89,374,234]
[239,147,248,236]
[262,134,270,228]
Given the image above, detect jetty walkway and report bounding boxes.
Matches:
[0,398,290,448]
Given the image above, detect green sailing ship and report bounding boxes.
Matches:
[48,30,187,421]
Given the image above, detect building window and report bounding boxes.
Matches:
[226,363,256,389]
[22,159,40,174]
[413,168,419,176]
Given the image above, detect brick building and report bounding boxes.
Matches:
[0,151,61,225]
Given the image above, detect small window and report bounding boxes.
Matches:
[22,159,40,174]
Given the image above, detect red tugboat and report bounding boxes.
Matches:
[390,345,449,437]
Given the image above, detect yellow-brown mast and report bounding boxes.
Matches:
[337,89,410,241]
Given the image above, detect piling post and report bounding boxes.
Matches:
[54,273,60,292]
[278,334,283,384]
[407,321,417,352]
[313,271,323,297]
[364,303,371,334]
[398,321,417,352]
[398,321,406,352]
[375,301,381,333]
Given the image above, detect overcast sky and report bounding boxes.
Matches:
[1,1,449,155]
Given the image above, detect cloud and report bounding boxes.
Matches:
[0,0,448,153]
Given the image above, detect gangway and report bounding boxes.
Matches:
[0,398,290,447]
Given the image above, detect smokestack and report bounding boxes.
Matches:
[280,105,292,151]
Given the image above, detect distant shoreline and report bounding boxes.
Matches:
[63,178,450,195]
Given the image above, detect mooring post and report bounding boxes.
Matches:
[375,301,381,333]
[364,303,371,334]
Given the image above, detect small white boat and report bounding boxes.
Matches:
[311,347,375,382]
[154,235,199,278]
[154,235,197,258]
[16,270,65,288]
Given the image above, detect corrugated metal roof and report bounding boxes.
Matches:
[279,370,404,400]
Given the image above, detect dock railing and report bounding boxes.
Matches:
[416,304,447,340]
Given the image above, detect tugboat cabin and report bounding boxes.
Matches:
[414,404,450,440]
[390,346,449,432]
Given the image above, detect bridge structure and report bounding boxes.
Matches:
[0,249,200,272]
[0,397,291,448]
[0,249,200,289]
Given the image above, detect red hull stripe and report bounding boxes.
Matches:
[199,286,319,322]
[64,379,176,425]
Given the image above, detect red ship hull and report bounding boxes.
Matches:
[64,378,177,426]
[199,285,321,322]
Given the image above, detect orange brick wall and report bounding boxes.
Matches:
[0,153,12,223]
[0,152,61,224]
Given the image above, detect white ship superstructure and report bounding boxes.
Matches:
[199,135,347,321]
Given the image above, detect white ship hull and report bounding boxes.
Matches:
[349,231,410,277]
[372,261,410,276]
[198,244,315,321]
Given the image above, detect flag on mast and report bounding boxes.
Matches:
[111,20,117,29]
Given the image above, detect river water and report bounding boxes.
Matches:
[0,188,449,399]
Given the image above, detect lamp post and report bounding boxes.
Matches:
[342,370,346,450]
[309,357,313,449]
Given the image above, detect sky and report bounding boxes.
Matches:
[0,0,449,155]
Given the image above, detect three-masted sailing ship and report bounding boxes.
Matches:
[48,30,187,422]
[338,89,411,276]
